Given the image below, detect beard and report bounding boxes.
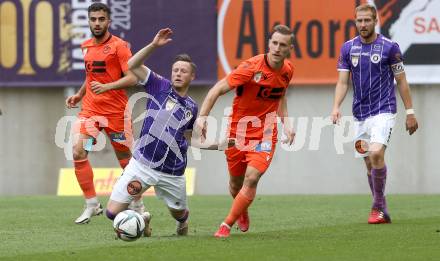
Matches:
[360,28,375,39]
[90,26,107,38]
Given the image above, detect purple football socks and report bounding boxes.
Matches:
[371,166,387,211]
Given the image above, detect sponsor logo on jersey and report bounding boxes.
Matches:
[257,86,285,99]
[109,132,126,142]
[256,141,272,152]
[85,60,106,73]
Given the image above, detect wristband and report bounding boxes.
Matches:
[406,109,415,115]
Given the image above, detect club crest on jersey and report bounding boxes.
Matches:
[103,45,111,54]
[253,71,263,83]
[184,109,193,120]
[351,54,360,67]
[371,54,381,64]
[165,98,177,111]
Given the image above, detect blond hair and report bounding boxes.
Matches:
[355,4,377,20]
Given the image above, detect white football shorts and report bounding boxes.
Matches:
[110,158,187,210]
[353,113,396,158]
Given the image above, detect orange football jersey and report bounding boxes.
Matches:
[227,54,294,143]
[81,34,132,116]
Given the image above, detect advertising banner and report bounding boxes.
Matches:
[57,167,196,196]
[217,0,440,84]
[1,0,438,86]
[0,0,217,87]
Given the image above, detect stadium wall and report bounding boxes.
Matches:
[0,85,439,195]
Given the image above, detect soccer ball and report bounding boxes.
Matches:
[113,210,145,241]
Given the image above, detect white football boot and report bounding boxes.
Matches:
[142,212,152,237]
[74,203,103,224]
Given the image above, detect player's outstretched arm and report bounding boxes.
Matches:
[195,78,231,141]
[277,96,295,145]
[199,78,231,116]
[395,72,418,135]
[331,71,350,124]
[128,28,173,82]
[184,130,235,150]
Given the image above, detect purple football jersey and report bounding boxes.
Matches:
[337,34,403,121]
[132,70,198,176]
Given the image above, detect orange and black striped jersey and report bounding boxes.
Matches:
[81,34,132,116]
[227,54,294,143]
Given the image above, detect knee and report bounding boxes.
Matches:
[73,147,87,161]
[369,152,384,166]
[229,181,242,193]
[114,149,131,160]
[244,176,260,187]
[106,209,117,220]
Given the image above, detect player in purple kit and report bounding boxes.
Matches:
[92,28,233,236]
[331,4,418,224]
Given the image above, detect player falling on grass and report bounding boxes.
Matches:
[196,25,296,238]
[65,3,143,224]
[331,4,418,224]
[92,28,234,236]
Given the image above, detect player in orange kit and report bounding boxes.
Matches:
[65,3,138,224]
[196,25,296,238]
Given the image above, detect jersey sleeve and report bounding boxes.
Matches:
[226,60,255,89]
[116,41,132,73]
[143,70,171,95]
[389,42,405,75]
[337,43,350,71]
[389,42,404,65]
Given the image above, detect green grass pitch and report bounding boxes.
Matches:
[0,195,439,260]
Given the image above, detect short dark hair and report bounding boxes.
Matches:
[88,3,111,17]
[355,4,377,20]
[270,24,294,44]
[173,54,197,73]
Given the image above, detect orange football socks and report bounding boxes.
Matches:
[74,159,96,199]
[224,185,256,227]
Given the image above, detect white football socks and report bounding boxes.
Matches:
[85,197,99,207]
